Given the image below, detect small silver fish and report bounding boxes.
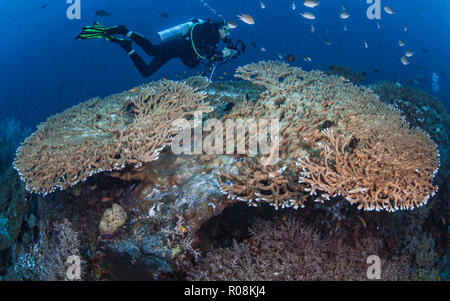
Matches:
[303,0,319,8]
[340,10,350,19]
[260,0,266,9]
[300,12,316,20]
[405,50,414,57]
[384,6,395,15]
[401,56,410,65]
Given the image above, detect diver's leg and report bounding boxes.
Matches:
[128,52,171,78]
[110,37,133,53]
[107,25,129,36]
[107,25,156,56]
[126,31,157,56]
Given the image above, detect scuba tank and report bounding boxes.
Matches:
[157,19,205,43]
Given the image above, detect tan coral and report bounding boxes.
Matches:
[216,157,306,209]
[297,128,439,211]
[217,61,440,211]
[13,80,211,195]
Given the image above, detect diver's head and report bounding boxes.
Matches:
[219,25,232,39]
[213,20,232,40]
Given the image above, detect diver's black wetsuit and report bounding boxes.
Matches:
[115,20,233,77]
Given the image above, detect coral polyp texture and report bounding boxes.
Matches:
[217,61,439,211]
[13,80,211,195]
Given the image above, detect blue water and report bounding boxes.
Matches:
[1,0,449,127]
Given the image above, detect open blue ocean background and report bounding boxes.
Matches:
[1,0,449,127]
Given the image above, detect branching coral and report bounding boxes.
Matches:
[216,157,305,209]
[216,61,440,211]
[187,215,410,280]
[13,80,211,195]
[297,128,439,211]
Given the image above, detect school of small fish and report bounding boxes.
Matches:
[198,0,425,76]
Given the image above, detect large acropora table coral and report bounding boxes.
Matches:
[14,61,440,226]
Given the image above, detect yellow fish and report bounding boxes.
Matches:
[237,14,255,25]
[129,86,138,93]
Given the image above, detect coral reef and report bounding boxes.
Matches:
[187,214,411,280]
[13,219,85,280]
[298,127,438,211]
[371,81,450,178]
[0,168,28,251]
[327,65,367,84]
[13,81,212,195]
[217,61,440,211]
[2,61,447,281]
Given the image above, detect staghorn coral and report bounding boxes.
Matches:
[187,215,410,280]
[14,219,85,281]
[216,61,440,211]
[13,80,211,195]
[297,127,439,211]
[216,157,305,209]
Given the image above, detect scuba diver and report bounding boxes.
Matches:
[76,19,245,78]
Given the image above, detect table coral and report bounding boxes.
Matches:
[217,61,440,211]
[13,80,211,195]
